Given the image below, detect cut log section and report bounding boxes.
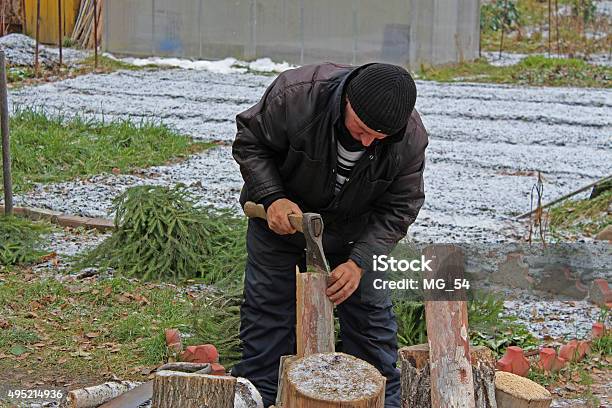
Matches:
[152,371,236,408]
[495,371,552,408]
[423,244,476,408]
[296,268,334,357]
[66,381,139,408]
[399,344,497,408]
[281,352,385,408]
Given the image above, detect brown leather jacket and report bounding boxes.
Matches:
[232,62,428,269]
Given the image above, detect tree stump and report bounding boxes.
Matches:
[495,371,552,408]
[399,344,497,408]
[281,352,385,408]
[152,370,236,408]
[296,268,334,357]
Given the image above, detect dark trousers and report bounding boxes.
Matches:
[231,218,401,407]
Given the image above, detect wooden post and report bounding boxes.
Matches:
[93,0,98,68]
[0,50,12,216]
[35,0,41,76]
[281,352,385,408]
[21,0,27,34]
[399,344,497,408]
[58,0,63,66]
[423,244,476,408]
[152,371,236,408]
[296,267,334,357]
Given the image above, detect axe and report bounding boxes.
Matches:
[243,201,331,274]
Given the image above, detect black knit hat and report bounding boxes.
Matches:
[346,63,417,135]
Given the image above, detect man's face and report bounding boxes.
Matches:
[344,100,388,147]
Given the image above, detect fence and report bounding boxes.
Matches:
[103,0,480,68]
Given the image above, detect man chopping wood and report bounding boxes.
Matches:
[231,62,428,408]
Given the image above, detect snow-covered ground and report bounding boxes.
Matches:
[7,67,611,243]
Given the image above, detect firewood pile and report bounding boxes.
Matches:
[71,0,103,49]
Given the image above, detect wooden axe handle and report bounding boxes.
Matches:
[243,201,303,233]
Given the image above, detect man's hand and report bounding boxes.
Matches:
[326,260,364,305]
[266,198,303,235]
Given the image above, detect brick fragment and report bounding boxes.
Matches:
[496,346,530,377]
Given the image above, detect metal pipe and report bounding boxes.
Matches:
[35,0,41,76]
[299,0,304,65]
[58,0,63,66]
[94,0,99,68]
[0,51,13,216]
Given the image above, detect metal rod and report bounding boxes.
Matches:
[58,0,63,66]
[93,0,98,68]
[299,0,304,65]
[198,0,203,58]
[516,174,612,219]
[352,0,357,65]
[0,51,13,216]
[35,0,41,76]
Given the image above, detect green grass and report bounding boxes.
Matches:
[548,189,612,237]
[0,215,52,266]
[480,0,610,56]
[417,55,611,88]
[3,109,212,194]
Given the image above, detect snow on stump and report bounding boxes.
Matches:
[152,370,236,408]
[495,371,552,408]
[398,344,497,408]
[280,352,385,408]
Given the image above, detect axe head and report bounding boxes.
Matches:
[302,213,331,274]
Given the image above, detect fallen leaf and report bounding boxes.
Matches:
[85,332,100,339]
[10,345,27,356]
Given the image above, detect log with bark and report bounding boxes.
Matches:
[66,381,140,408]
[296,267,334,357]
[422,244,477,408]
[152,371,236,408]
[280,352,385,408]
[399,344,497,408]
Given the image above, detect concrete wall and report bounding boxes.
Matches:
[103,0,480,68]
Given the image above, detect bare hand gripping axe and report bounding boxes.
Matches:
[242,201,331,274]
[243,201,335,361]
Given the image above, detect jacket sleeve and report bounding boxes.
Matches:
[232,76,289,203]
[349,135,427,271]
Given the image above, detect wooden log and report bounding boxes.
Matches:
[296,267,334,357]
[399,344,497,408]
[235,377,264,408]
[152,371,236,408]
[495,371,552,408]
[281,352,385,408]
[275,355,298,407]
[423,244,476,408]
[66,381,140,408]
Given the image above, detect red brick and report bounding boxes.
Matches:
[551,356,567,372]
[209,363,226,376]
[592,322,606,339]
[589,279,612,307]
[193,344,219,364]
[165,329,182,353]
[496,346,530,377]
[180,344,219,364]
[577,341,590,358]
[559,340,584,362]
[537,348,557,371]
[180,345,199,362]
